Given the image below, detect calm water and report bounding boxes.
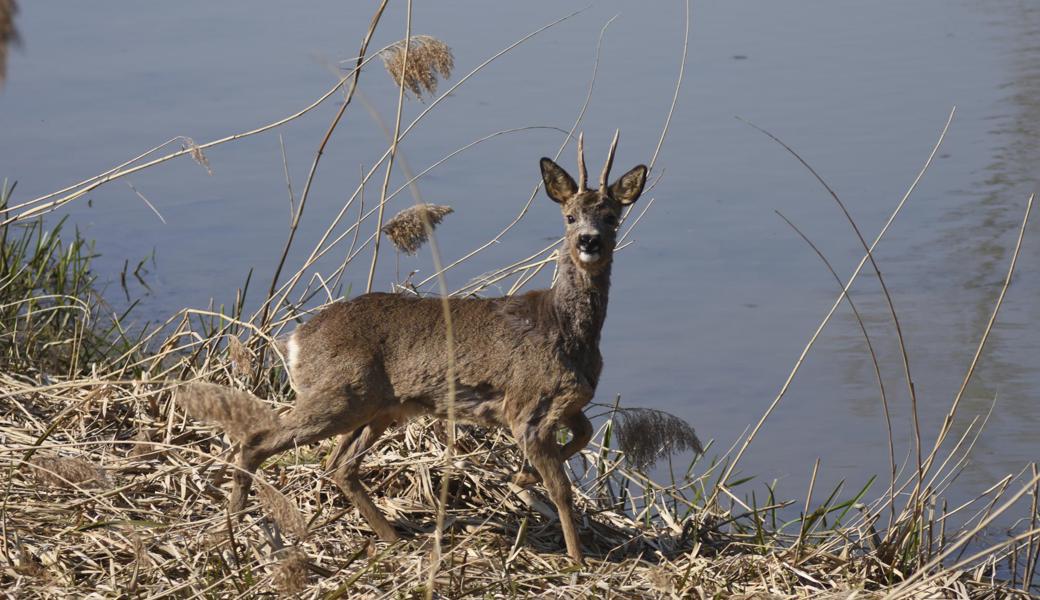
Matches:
[2,1,1038,517]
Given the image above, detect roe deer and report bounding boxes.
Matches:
[180,131,647,564]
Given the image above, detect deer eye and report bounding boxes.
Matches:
[566,215,576,224]
[604,214,618,227]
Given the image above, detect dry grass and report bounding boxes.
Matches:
[3,185,1035,598]
[2,372,1035,598]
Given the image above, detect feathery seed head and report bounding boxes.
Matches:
[381,35,454,100]
[29,455,110,489]
[227,336,252,379]
[613,408,703,471]
[129,428,164,460]
[382,203,454,255]
[180,137,212,175]
[272,546,310,595]
[257,480,309,540]
[177,382,279,443]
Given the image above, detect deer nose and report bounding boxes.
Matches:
[577,234,601,253]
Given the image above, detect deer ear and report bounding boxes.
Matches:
[610,165,648,206]
[540,158,578,204]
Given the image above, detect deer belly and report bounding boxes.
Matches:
[438,383,505,428]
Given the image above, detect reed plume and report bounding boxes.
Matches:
[257,480,309,540]
[227,335,253,379]
[613,407,703,471]
[272,546,310,595]
[180,137,212,175]
[177,382,280,443]
[29,455,109,489]
[14,546,47,579]
[380,35,454,100]
[381,203,453,254]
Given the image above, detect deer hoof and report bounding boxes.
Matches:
[375,528,400,543]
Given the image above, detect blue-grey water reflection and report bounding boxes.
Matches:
[1,1,1037,521]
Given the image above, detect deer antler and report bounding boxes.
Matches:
[576,132,588,190]
[599,129,620,191]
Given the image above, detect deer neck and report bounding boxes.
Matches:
[550,248,611,352]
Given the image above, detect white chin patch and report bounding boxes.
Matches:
[578,252,599,263]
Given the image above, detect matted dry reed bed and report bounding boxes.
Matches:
[0,370,1033,598]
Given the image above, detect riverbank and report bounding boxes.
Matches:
[1,196,1035,598]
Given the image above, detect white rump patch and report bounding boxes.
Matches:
[287,335,300,375]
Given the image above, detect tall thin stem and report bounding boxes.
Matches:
[263,0,389,324]
[365,6,410,294]
[704,108,955,511]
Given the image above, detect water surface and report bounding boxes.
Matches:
[2,1,1038,519]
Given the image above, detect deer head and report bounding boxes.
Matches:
[539,131,648,274]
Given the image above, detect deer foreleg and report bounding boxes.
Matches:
[527,437,585,564]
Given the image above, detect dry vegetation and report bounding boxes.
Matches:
[382,204,454,255]
[2,2,1039,598]
[2,313,1037,597]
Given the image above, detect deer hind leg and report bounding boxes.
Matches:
[230,387,375,514]
[527,435,585,564]
[559,412,593,460]
[330,416,398,541]
[513,411,592,487]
